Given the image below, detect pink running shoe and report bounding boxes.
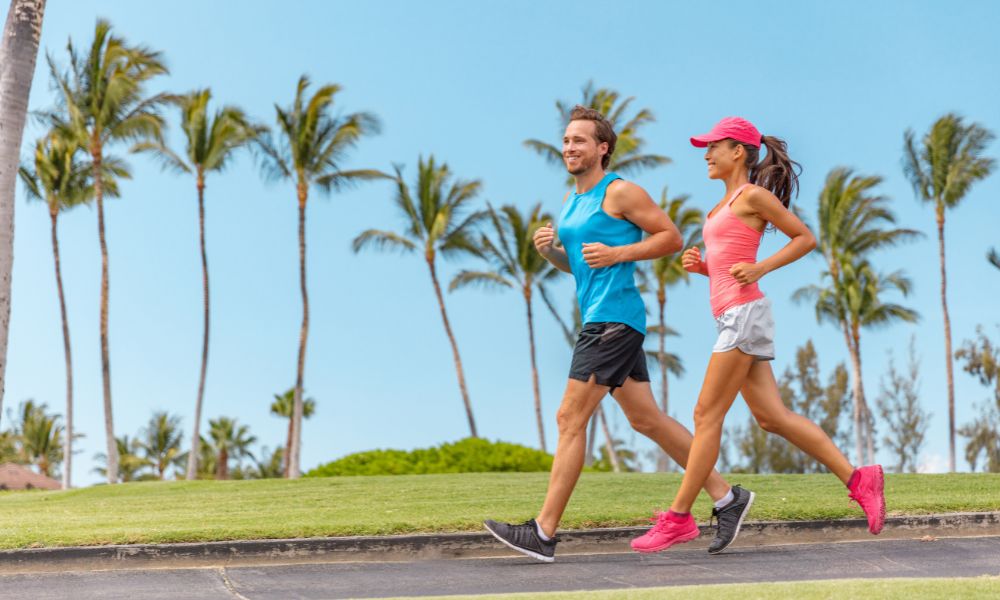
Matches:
[848,465,886,535]
[630,510,701,553]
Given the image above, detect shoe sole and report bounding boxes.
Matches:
[483,522,555,563]
[631,525,701,554]
[870,465,886,535]
[708,490,755,555]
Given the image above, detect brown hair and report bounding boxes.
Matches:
[732,136,801,208]
[568,105,617,169]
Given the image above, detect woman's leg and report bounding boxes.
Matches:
[669,350,756,513]
[742,360,854,484]
[610,377,731,501]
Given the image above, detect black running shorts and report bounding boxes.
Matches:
[568,322,650,391]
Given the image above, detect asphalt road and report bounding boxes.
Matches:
[2,535,998,599]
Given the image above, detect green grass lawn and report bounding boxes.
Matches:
[0,472,997,549]
[384,577,1000,600]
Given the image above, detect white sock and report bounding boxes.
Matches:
[535,520,552,541]
[714,488,735,509]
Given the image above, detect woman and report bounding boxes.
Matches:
[630,117,885,554]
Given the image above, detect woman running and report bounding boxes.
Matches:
[630,117,885,554]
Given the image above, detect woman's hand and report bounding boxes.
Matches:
[730,262,766,286]
[682,247,706,274]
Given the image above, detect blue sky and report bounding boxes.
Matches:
[5,1,999,484]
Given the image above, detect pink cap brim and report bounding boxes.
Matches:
[690,134,719,147]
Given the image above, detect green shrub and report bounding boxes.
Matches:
[305,437,553,477]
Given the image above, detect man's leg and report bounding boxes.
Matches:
[536,375,611,536]
[483,375,609,562]
[610,377,729,501]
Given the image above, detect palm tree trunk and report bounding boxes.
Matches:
[656,288,669,472]
[524,285,546,452]
[426,257,477,438]
[289,181,309,478]
[50,209,72,489]
[585,413,597,466]
[843,322,865,466]
[936,209,955,472]
[597,405,620,472]
[217,447,228,480]
[283,414,293,477]
[92,146,118,485]
[187,175,210,480]
[0,0,46,429]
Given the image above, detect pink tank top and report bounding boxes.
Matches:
[702,183,765,317]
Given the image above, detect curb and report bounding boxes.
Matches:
[1,512,998,574]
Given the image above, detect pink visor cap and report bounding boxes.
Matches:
[690,117,762,148]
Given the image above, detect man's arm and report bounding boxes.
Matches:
[581,180,682,268]
[533,221,572,273]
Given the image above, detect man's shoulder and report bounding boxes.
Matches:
[606,178,651,202]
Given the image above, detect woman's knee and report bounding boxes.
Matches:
[692,402,725,434]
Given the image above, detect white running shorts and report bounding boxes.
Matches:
[712,297,775,361]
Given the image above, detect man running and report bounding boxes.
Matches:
[484,106,754,562]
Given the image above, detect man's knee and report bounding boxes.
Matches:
[754,411,788,434]
[556,403,591,436]
[627,412,658,437]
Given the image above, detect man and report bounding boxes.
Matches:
[483,106,754,562]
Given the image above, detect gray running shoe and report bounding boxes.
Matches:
[484,518,557,562]
[708,485,755,554]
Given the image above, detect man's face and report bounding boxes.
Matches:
[562,120,606,176]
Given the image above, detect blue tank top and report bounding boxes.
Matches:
[557,172,646,335]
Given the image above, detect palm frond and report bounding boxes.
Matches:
[352,229,418,255]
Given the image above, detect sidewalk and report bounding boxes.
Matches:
[2,511,998,574]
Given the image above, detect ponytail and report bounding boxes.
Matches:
[738,135,801,208]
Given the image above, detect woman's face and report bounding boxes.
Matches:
[704,139,743,180]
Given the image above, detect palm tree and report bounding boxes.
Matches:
[136,89,258,480]
[18,131,92,488]
[255,75,381,478]
[989,248,1000,271]
[642,188,701,419]
[207,417,256,480]
[796,168,920,465]
[797,260,919,464]
[14,400,63,477]
[46,19,169,483]
[524,81,670,184]
[94,435,151,483]
[450,203,558,451]
[0,0,47,426]
[270,387,316,477]
[904,114,996,472]
[353,155,483,437]
[139,411,184,480]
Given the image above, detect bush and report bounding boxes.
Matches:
[305,437,553,477]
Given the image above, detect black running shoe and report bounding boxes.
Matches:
[708,485,755,554]
[484,518,557,562]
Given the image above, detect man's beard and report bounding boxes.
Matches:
[566,154,599,176]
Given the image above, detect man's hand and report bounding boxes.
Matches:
[534,221,556,256]
[730,262,766,286]
[582,242,621,268]
[682,247,706,275]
